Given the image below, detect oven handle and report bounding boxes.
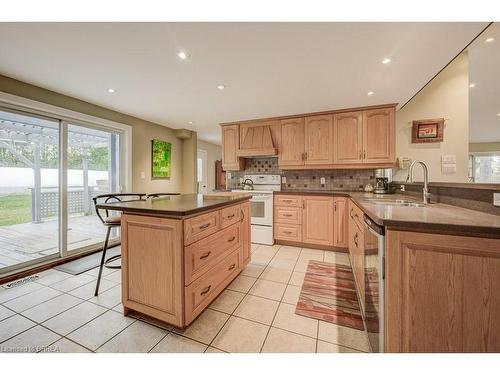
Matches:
[250,195,273,201]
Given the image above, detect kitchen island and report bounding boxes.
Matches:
[96,193,251,328]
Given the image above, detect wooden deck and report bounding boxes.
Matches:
[0,215,116,269]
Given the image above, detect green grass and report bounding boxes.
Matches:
[0,194,32,226]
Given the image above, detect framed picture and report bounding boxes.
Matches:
[151,139,172,179]
[411,118,444,143]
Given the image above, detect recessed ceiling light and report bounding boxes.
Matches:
[188,121,194,125]
[485,37,495,43]
[177,51,189,60]
[497,113,500,117]
[107,88,115,93]
[217,84,226,90]
[367,91,374,96]
[382,58,391,64]
[469,83,476,88]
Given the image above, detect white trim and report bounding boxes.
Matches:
[0,91,132,192]
[60,120,68,258]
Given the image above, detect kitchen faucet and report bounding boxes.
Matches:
[409,160,431,204]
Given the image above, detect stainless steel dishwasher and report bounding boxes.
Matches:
[363,214,385,353]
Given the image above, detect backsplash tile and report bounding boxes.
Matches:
[226,157,375,191]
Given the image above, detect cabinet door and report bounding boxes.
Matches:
[279,118,305,166]
[240,201,251,266]
[363,108,395,163]
[333,111,363,164]
[302,196,334,246]
[385,230,500,353]
[121,214,184,327]
[305,115,333,165]
[222,124,244,170]
[333,197,348,248]
[348,200,365,308]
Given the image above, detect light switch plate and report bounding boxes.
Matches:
[140,171,146,179]
[320,177,326,184]
[442,154,457,164]
[494,193,500,207]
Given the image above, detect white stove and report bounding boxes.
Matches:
[232,174,281,245]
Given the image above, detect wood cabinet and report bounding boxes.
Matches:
[302,196,334,246]
[333,111,363,164]
[348,200,365,308]
[240,201,251,266]
[279,117,305,166]
[121,201,251,328]
[121,214,184,327]
[274,194,303,243]
[385,230,500,353]
[221,124,244,171]
[305,115,334,165]
[363,108,395,163]
[333,197,348,248]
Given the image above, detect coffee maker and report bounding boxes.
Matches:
[373,168,395,194]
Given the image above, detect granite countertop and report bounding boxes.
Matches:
[96,193,251,218]
[277,190,500,236]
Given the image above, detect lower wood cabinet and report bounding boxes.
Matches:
[121,201,250,328]
[385,230,500,352]
[302,196,334,246]
[333,197,348,248]
[348,200,365,309]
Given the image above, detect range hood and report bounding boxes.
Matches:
[237,124,278,157]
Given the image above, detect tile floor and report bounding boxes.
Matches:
[0,244,371,353]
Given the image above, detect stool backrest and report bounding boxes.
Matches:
[92,193,146,224]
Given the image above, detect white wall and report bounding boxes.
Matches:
[197,140,222,192]
[393,53,469,183]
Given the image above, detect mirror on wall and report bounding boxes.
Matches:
[468,22,500,183]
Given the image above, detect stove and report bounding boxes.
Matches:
[232,174,281,245]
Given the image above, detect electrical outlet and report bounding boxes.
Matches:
[494,193,500,207]
[281,176,287,184]
[320,177,326,185]
[140,171,146,180]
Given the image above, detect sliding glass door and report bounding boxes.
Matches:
[0,106,127,275]
[0,109,61,273]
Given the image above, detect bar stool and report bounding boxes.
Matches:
[93,193,146,296]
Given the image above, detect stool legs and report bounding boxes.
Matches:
[94,226,111,296]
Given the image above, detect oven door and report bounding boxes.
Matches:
[249,194,273,226]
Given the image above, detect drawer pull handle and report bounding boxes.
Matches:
[199,223,211,230]
[282,199,293,203]
[200,285,212,295]
[283,231,293,234]
[354,232,359,247]
[228,263,236,271]
[226,214,235,219]
[283,214,293,217]
[199,251,211,260]
[228,236,236,242]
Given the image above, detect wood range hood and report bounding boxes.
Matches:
[236,124,278,157]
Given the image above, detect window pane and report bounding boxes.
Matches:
[471,154,500,183]
[67,124,120,252]
[0,109,59,273]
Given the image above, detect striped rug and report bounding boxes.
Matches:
[295,261,364,330]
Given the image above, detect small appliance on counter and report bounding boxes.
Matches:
[373,168,395,194]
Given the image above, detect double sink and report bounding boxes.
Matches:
[363,197,428,208]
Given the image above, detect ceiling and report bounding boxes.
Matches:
[469,23,500,143]
[0,22,488,144]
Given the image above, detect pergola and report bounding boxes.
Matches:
[0,109,117,223]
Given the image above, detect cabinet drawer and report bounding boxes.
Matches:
[274,223,302,242]
[349,200,364,231]
[275,195,303,207]
[221,204,241,229]
[185,249,240,324]
[185,223,240,285]
[274,206,302,225]
[184,210,220,245]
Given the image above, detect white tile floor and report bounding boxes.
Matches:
[0,244,371,353]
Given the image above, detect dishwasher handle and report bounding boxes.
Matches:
[364,214,385,236]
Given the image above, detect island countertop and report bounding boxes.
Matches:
[96,193,251,218]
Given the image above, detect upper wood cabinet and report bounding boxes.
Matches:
[221,124,244,171]
[279,117,305,166]
[363,107,395,163]
[305,115,334,165]
[333,111,363,164]
[302,196,334,246]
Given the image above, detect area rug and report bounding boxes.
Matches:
[295,260,364,330]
